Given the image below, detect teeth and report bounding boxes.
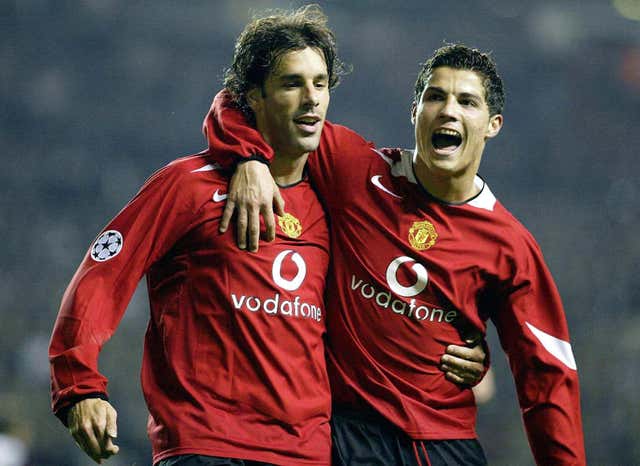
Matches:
[434,128,460,137]
[296,117,318,124]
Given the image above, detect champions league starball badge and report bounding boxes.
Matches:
[90,230,124,262]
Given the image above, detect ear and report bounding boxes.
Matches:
[485,114,503,139]
[410,101,417,125]
[246,87,262,113]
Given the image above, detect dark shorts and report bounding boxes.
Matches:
[331,407,487,466]
[156,455,275,466]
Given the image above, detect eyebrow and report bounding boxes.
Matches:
[427,86,481,99]
[426,86,483,101]
[278,73,329,81]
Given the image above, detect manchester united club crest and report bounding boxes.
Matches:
[278,213,302,238]
[408,220,437,251]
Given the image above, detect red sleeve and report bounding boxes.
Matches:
[201,90,275,168]
[492,232,586,465]
[49,164,199,418]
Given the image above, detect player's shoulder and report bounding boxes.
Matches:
[145,151,228,189]
[318,121,374,154]
[491,199,543,255]
[455,177,539,253]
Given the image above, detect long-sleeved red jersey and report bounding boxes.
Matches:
[49,154,332,465]
[202,92,586,465]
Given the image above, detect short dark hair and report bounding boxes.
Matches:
[414,44,505,116]
[224,4,345,120]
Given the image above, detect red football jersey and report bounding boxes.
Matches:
[49,154,331,465]
[202,93,586,466]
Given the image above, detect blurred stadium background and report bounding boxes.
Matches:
[2,0,639,464]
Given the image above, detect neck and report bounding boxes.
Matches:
[412,150,480,202]
[270,153,309,186]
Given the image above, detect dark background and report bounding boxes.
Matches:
[2,0,639,464]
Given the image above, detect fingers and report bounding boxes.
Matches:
[71,424,102,463]
[441,358,483,386]
[68,399,120,463]
[236,206,248,250]
[466,339,486,364]
[444,370,466,385]
[103,404,119,457]
[445,344,483,362]
[221,161,278,251]
[263,204,276,243]
[104,437,120,458]
[441,345,485,386]
[273,185,285,217]
[248,205,260,252]
[219,199,235,233]
[462,329,483,346]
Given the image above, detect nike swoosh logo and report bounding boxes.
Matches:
[191,163,221,173]
[371,175,401,198]
[212,189,228,202]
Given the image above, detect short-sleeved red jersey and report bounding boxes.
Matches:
[202,93,586,466]
[49,154,331,465]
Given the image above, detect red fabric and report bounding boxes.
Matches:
[49,154,331,465]
[202,92,586,465]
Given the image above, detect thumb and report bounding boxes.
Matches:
[273,186,286,217]
[104,437,120,456]
[463,329,482,346]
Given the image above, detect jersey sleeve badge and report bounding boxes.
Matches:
[90,230,124,262]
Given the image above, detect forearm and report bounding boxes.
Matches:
[523,391,585,465]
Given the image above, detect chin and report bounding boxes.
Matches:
[298,138,321,154]
[424,156,458,174]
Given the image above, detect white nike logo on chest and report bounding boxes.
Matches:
[370,175,402,198]
[212,189,228,202]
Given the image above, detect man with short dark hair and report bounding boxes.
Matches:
[49,8,485,465]
[205,43,586,465]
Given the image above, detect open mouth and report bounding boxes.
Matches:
[431,128,462,153]
[294,115,321,134]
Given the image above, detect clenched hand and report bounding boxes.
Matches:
[67,398,119,464]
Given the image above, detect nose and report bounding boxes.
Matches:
[302,82,320,108]
[438,95,458,120]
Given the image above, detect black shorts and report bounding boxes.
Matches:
[156,455,275,466]
[331,407,487,466]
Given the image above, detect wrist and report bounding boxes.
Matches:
[236,154,269,166]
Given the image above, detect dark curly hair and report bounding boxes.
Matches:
[414,44,505,116]
[224,4,345,121]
